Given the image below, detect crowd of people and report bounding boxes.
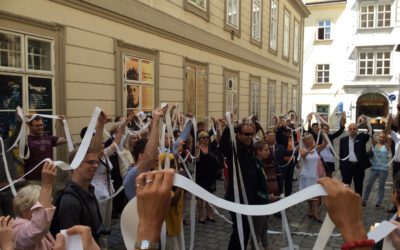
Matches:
[1,104,400,250]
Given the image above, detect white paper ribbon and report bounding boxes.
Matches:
[27,113,74,152]
[70,107,102,170]
[0,137,17,195]
[120,172,399,250]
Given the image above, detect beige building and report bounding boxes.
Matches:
[0,0,309,154]
[302,0,400,128]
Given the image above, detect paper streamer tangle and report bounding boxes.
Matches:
[121,174,399,250]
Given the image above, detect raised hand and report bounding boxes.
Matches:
[0,216,14,250]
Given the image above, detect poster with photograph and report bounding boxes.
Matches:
[0,75,22,110]
[28,77,52,110]
[141,86,153,110]
[196,68,207,120]
[141,59,154,83]
[185,66,196,114]
[126,85,140,108]
[125,57,139,81]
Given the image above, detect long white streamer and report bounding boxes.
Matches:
[121,174,398,250]
[28,113,74,152]
[70,107,102,170]
[0,137,17,195]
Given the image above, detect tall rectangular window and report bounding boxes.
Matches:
[360,4,391,29]
[184,0,209,20]
[250,77,260,116]
[292,85,298,113]
[267,80,276,126]
[251,0,262,42]
[377,4,391,27]
[0,30,55,138]
[281,83,288,113]
[124,55,155,116]
[293,19,300,64]
[376,51,391,75]
[358,51,391,76]
[227,0,240,29]
[185,61,208,122]
[269,0,278,52]
[225,70,238,115]
[317,20,331,40]
[188,0,207,11]
[316,64,330,83]
[0,32,22,69]
[283,9,290,59]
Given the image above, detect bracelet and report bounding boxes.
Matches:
[135,240,160,250]
[341,239,375,250]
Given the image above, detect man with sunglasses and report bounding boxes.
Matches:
[24,116,67,182]
[219,121,259,250]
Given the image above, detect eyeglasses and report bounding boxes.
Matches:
[82,160,99,165]
[240,132,253,137]
[200,137,209,139]
[32,124,44,128]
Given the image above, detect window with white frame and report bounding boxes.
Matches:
[0,30,55,138]
[269,0,278,52]
[267,80,276,126]
[185,61,208,122]
[188,0,207,11]
[123,54,155,116]
[293,19,300,64]
[250,77,260,116]
[283,9,290,59]
[251,0,262,42]
[358,51,391,76]
[225,71,238,115]
[360,3,391,29]
[184,0,209,20]
[281,83,288,113]
[316,64,330,83]
[292,85,298,113]
[317,20,331,40]
[227,0,240,29]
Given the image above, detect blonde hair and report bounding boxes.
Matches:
[198,131,209,138]
[13,185,41,217]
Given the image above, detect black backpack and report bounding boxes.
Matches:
[49,189,83,237]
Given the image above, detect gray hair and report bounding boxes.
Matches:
[13,185,41,217]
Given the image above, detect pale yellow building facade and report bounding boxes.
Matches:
[0,0,309,149]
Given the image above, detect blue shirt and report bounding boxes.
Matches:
[371,145,389,171]
[123,166,140,201]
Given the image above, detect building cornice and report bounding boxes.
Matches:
[289,0,311,17]
[50,0,302,80]
[305,0,346,6]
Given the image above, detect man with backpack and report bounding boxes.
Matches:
[51,111,108,245]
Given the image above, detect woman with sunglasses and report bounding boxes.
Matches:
[195,131,219,223]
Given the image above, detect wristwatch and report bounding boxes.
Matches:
[135,240,160,250]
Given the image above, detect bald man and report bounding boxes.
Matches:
[339,119,372,196]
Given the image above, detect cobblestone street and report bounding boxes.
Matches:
[109,168,394,250]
